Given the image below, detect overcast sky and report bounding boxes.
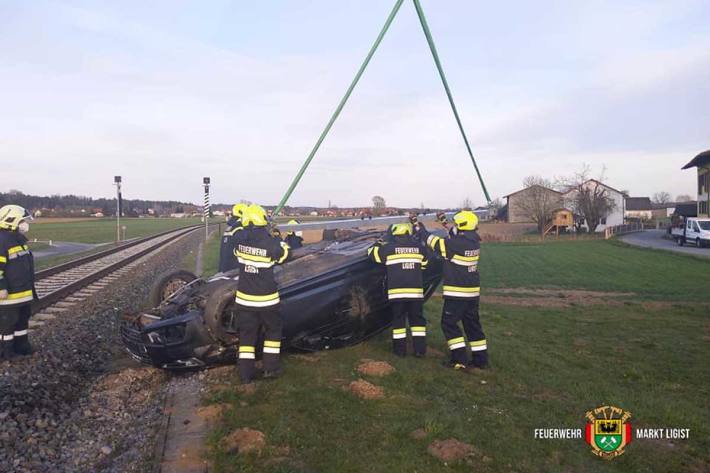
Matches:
[1,0,708,208]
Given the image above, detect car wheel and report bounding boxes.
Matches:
[203,280,240,345]
[148,269,198,307]
[677,237,684,246]
[697,238,702,248]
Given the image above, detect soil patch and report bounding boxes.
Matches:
[196,403,229,423]
[410,429,428,440]
[484,287,636,308]
[427,438,474,462]
[349,379,384,400]
[357,359,395,377]
[220,428,266,455]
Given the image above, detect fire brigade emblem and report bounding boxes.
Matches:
[585,406,632,459]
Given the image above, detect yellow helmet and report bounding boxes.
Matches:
[243,204,268,227]
[391,223,413,236]
[0,205,31,231]
[232,203,249,220]
[287,219,299,225]
[453,210,478,231]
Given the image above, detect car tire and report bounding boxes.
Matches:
[148,269,198,307]
[697,238,702,248]
[203,280,240,344]
[677,237,684,246]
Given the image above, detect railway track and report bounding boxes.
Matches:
[29,224,204,329]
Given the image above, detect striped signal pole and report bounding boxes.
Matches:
[203,177,210,240]
[114,176,122,242]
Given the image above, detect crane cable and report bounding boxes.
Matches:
[274,0,490,215]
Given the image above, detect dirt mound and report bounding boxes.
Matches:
[349,379,384,400]
[357,360,395,377]
[220,428,266,455]
[196,403,228,423]
[427,438,474,462]
[410,429,428,440]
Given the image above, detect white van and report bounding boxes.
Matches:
[671,217,710,247]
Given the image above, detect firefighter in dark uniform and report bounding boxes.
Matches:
[218,203,247,273]
[0,205,36,359]
[232,204,290,383]
[368,223,429,357]
[284,219,304,249]
[416,210,488,370]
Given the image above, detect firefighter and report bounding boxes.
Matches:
[415,210,488,370]
[0,205,36,359]
[218,203,247,273]
[368,223,428,357]
[284,219,304,249]
[232,204,290,383]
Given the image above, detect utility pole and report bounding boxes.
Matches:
[203,177,210,240]
[114,176,122,242]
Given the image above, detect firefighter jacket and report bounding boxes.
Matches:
[219,217,243,273]
[232,226,289,310]
[0,230,36,307]
[368,235,428,300]
[419,226,480,299]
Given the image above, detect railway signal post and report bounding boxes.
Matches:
[114,175,122,242]
[203,177,210,240]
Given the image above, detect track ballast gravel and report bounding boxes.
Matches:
[0,230,203,473]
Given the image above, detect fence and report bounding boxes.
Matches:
[604,223,643,240]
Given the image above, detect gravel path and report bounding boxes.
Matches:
[0,230,203,473]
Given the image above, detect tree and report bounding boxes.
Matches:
[461,197,473,210]
[676,194,693,203]
[487,198,503,220]
[517,176,560,235]
[652,192,672,205]
[372,196,386,216]
[557,165,616,233]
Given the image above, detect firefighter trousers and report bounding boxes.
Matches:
[237,308,282,383]
[391,300,426,356]
[441,298,488,367]
[0,304,31,358]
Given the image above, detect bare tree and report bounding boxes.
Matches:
[517,176,560,234]
[652,192,672,205]
[557,165,616,233]
[372,195,386,216]
[487,198,503,219]
[461,197,473,210]
[676,194,693,203]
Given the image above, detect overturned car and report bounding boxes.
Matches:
[121,230,443,370]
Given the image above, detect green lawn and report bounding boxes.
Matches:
[27,217,202,244]
[205,239,710,473]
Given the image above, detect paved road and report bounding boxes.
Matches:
[32,241,99,259]
[620,230,710,259]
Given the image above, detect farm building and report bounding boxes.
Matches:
[681,150,710,218]
[625,197,653,220]
[504,185,563,224]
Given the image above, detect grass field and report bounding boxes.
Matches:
[28,217,202,244]
[204,238,710,472]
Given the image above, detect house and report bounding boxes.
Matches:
[473,206,490,221]
[625,197,653,220]
[651,203,677,219]
[504,185,563,223]
[562,179,626,232]
[681,150,710,217]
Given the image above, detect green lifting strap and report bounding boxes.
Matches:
[411,0,490,202]
[274,0,405,215]
[274,0,491,214]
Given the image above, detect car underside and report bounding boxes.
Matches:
[120,230,443,370]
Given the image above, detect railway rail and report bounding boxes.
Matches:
[30,224,204,324]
